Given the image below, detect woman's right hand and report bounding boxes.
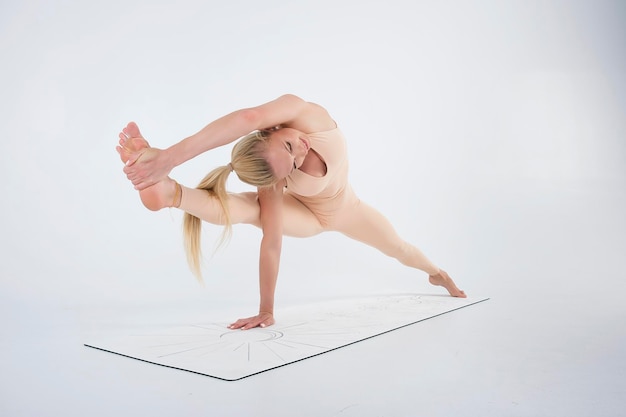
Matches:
[227,312,275,330]
[123,147,174,190]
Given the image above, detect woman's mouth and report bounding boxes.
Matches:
[300,137,310,151]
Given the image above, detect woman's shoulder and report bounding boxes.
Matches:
[286,99,337,133]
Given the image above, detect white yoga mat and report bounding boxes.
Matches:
[85,294,488,380]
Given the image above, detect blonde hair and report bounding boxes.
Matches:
[183,130,277,279]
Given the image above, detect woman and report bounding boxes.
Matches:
[116,94,466,330]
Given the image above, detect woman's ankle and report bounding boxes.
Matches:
[171,180,182,208]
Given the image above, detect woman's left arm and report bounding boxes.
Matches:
[124,95,314,190]
[228,183,284,330]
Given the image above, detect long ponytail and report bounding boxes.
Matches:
[183,130,276,280]
[183,164,232,279]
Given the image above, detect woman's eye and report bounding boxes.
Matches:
[287,143,292,152]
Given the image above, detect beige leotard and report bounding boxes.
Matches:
[285,127,360,229]
[180,126,440,275]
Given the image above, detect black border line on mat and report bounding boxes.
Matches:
[84,296,489,381]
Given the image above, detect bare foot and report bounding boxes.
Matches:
[136,177,179,211]
[116,122,177,211]
[429,269,467,298]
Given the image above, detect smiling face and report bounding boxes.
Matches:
[264,128,311,179]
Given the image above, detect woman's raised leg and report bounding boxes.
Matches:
[117,122,261,224]
[117,122,324,234]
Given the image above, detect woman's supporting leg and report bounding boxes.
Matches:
[333,200,466,297]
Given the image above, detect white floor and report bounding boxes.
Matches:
[2,178,624,417]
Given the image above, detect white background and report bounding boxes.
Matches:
[1,1,625,416]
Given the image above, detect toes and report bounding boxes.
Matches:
[130,137,149,150]
[126,121,142,138]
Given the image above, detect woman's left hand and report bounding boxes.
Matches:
[123,147,174,190]
[228,312,275,330]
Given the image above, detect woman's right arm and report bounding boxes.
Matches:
[228,183,284,330]
[125,94,311,190]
